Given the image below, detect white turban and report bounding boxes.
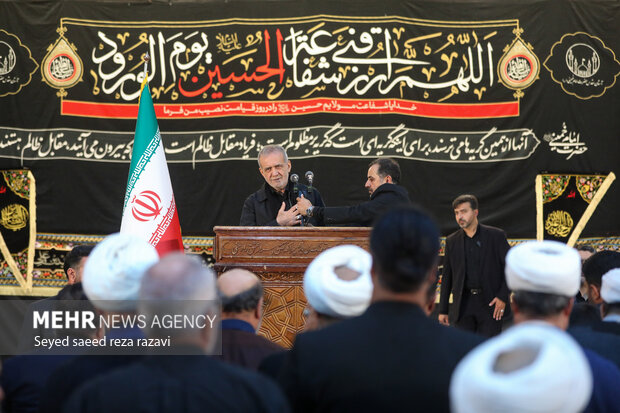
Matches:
[83,233,159,311]
[451,322,592,413]
[601,268,620,304]
[505,240,581,296]
[303,245,373,318]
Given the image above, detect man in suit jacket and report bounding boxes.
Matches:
[297,158,410,226]
[216,269,283,371]
[278,206,483,413]
[439,194,511,337]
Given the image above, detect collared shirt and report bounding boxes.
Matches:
[221,319,256,333]
[464,224,482,289]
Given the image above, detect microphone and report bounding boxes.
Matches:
[290,174,305,226]
[305,171,314,193]
[290,174,299,196]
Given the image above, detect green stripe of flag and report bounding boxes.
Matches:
[123,84,160,209]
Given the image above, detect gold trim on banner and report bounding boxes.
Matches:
[535,174,543,240]
[567,172,616,247]
[27,171,36,290]
[0,286,60,297]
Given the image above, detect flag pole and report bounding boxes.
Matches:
[142,52,150,92]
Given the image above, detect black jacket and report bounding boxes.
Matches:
[64,346,289,413]
[240,181,324,226]
[569,326,620,368]
[215,320,284,371]
[439,224,511,322]
[278,301,483,413]
[314,183,410,227]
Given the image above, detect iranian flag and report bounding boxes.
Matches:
[120,79,184,256]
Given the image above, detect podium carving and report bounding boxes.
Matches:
[214,226,371,348]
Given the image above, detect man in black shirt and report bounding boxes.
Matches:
[240,145,324,226]
[297,158,410,227]
[438,194,511,337]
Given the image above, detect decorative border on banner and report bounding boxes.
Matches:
[543,32,620,100]
[36,232,214,250]
[0,29,39,97]
[0,233,214,296]
[55,15,525,119]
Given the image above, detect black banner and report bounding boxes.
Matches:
[0,0,618,238]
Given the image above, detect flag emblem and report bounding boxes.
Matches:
[131,190,162,222]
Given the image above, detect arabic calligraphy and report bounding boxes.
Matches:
[506,56,531,81]
[0,204,28,231]
[58,16,523,117]
[0,30,38,97]
[0,124,540,166]
[544,122,588,160]
[49,55,75,80]
[33,250,65,267]
[545,210,573,238]
[64,97,518,119]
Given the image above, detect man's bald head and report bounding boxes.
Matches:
[218,269,260,297]
[218,269,264,329]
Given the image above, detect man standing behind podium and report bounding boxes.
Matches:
[240,145,324,226]
[297,158,410,227]
[438,194,511,337]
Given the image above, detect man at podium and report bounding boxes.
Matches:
[240,145,325,226]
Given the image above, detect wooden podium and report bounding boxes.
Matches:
[214,226,371,347]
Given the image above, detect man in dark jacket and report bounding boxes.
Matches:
[297,158,410,226]
[438,194,511,337]
[240,145,324,226]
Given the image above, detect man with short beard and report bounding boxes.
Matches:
[438,194,511,337]
[297,158,410,226]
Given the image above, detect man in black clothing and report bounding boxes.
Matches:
[438,194,511,337]
[297,158,410,226]
[240,145,324,226]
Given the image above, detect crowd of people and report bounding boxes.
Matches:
[0,147,619,412]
